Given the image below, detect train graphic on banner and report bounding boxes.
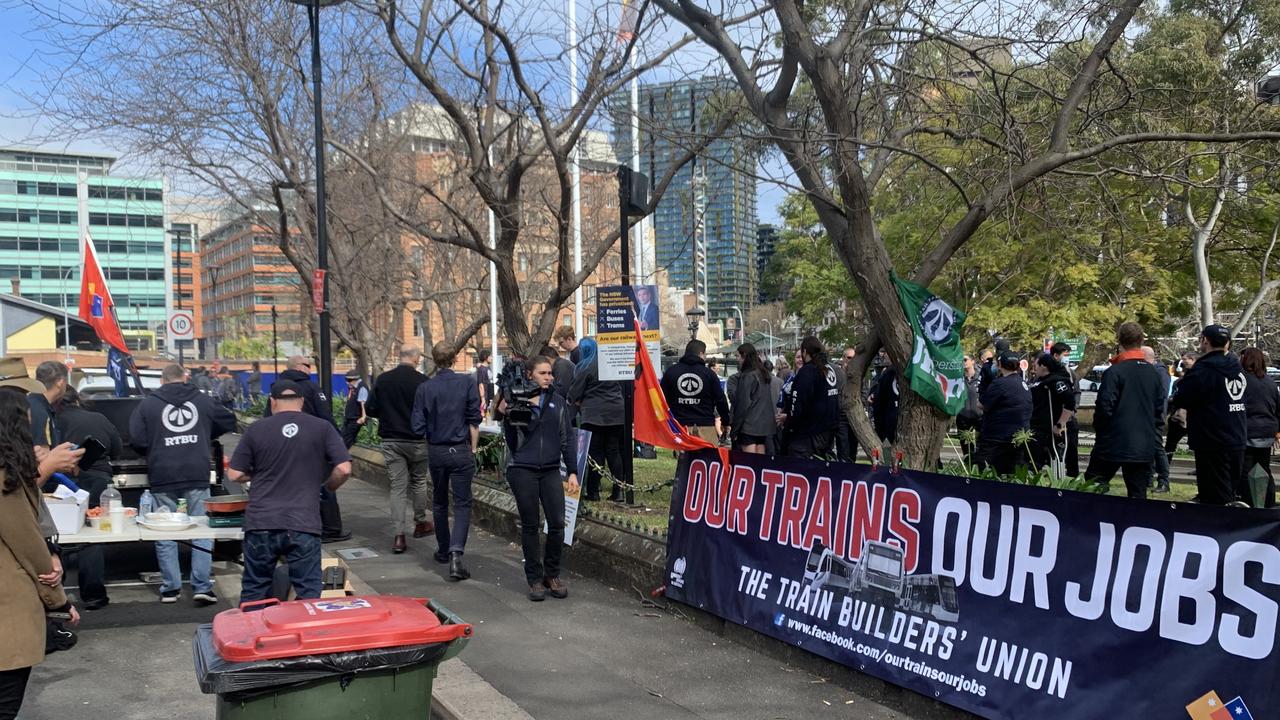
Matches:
[803,539,959,623]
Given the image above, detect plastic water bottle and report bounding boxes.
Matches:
[139,490,154,518]
[177,497,188,515]
[99,485,121,532]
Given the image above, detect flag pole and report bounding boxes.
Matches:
[569,0,584,339]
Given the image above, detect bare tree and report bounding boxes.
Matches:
[356,0,755,355]
[653,0,1280,464]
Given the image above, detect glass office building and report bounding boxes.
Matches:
[611,78,758,326]
[0,148,167,349]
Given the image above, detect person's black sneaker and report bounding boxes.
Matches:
[321,531,352,544]
[84,597,109,611]
[528,584,546,602]
[433,550,450,564]
[448,552,471,581]
[160,590,180,604]
[193,591,219,607]
[1153,481,1170,494]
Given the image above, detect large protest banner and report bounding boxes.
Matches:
[664,450,1279,719]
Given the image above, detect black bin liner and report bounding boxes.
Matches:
[193,623,451,696]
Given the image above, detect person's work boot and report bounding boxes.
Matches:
[528,584,546,602]
[1154,479,1170,494]
[392,534,407,554]
[448,552,470,581]
[543,576,568,599]
[608,486,623,502]
[413,521,434,538]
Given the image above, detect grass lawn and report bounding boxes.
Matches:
[574,451,1204,535]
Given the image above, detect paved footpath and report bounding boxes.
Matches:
[22,471,921,720]
[332,476,911,720]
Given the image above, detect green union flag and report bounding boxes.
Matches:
[891,272,967,416]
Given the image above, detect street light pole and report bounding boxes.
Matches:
[288,0,345,412]
[166,227,188,365]
[208,265,221,359]
[762,317,774,360]
[730,305,744,343]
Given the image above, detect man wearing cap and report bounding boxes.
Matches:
[340,369,369,449]
[412,342,482,581]
[228,380,352,602]
[977,351,1032,475]
[129,364,236,605]
[1083,323,1166,499]
[1049,342,1082,477]
[1169,324,1249,505]
[265,355,349,543]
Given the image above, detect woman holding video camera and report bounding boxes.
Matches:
[497,355,580,602]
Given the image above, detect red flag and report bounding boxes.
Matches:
[617,0,637,43]
[78,235,129,352]
[632,322,716,452]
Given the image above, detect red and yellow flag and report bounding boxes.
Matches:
[632,322,715,452]
[78,234,129,352]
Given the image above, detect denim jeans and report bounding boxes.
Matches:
[153,487,212,595]
[240,530,323,603]
[429,444,475,554]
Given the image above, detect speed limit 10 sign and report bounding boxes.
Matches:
[168,309,195,341]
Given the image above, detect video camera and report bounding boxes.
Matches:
[496,359,540,427]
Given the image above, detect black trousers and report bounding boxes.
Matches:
[1241,446,1275,508]
[507,466,565,586]
[787,431,834,460]
[1165,422,1187,454]
[1194,446,1243,506]
[1065,420,1080,478]
[429,444,475,554]
[835,412,859,464]
[582,423,625,499]
[76,472,111,603]
[341,419,362,448]
[1085,457,1152,499]
[0,667,32,720]
[978,438,1024,476]
[1029,427,1066,472]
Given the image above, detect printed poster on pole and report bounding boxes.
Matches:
[596,284,660,381]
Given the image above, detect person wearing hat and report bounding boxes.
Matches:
[227,379,352,602]
[266,355,349,543]
[1169,324,1249,505]
[977,350,1032,475]
[1082,323,1166,499]
[340,369,368,449]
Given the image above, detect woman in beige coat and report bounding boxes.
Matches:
[0,390,77,719]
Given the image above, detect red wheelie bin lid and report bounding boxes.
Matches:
[212,595,472,662]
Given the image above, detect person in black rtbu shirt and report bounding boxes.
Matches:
[661,339,729,444]
[1169,324,1249,506]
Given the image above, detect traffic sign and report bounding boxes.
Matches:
[168,309,195,341]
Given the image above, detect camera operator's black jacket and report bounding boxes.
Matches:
[504,390,576,472]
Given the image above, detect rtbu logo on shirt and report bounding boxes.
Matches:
[1227,373,1247,413]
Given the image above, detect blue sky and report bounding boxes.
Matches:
[0,1,788,223]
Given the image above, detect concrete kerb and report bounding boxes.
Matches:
[350,445,976,720]
[209,527,530,720]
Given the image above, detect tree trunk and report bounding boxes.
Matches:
[1193,224,1215,327]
